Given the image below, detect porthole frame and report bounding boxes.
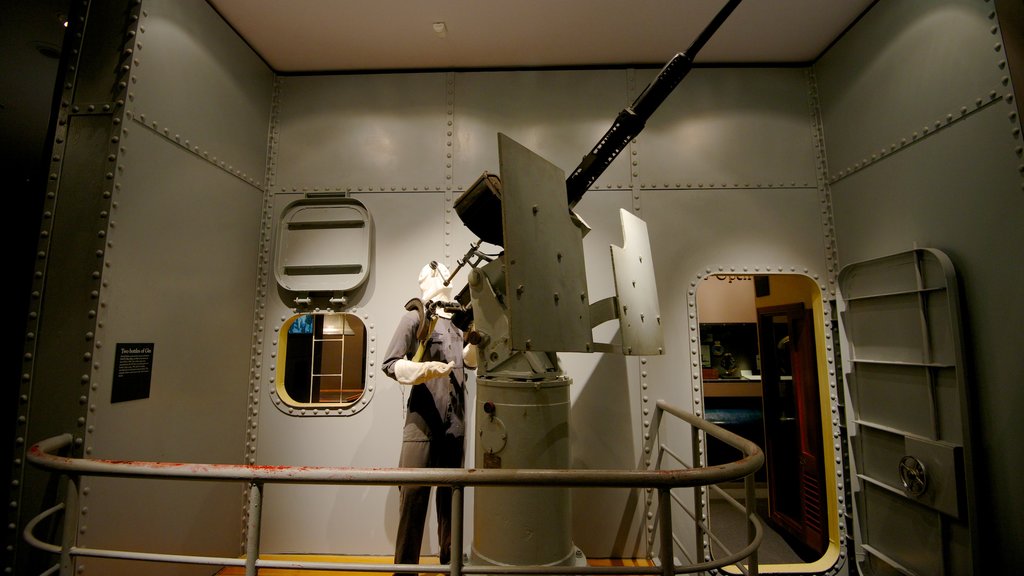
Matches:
[270,310,376,417]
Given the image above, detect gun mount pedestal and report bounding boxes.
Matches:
[464,250,587,569]
[471,374,586,569]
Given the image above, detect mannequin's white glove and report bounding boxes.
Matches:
[394,359,455,385]
[463,343,478,369]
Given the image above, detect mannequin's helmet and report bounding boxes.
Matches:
[418,261,452,302]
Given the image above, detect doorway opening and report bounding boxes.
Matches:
[695,273,841,572]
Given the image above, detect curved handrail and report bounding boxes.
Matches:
[29,427,761,488]
[23,514,762,576]
[23,502,64,555]
[25,401,764,575]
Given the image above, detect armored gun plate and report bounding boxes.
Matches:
[498,133,592,353]
[610,209,663,355]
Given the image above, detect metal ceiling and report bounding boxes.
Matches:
[207,0,877,73]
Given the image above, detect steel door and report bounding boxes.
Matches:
[838,248,977,575]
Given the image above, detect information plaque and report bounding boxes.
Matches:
[112,343,155,403]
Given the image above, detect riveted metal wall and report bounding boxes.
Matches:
[73,0,272,573]
[259,68,460,554]
[10,16,847,576]
[815,0,1024,572]
[995,0,1024,122]
[634,67,817,189]
[641,186,838,569]
[8,1,140,574]
[818,0,1013,181]
[127,0,273,186]
[452,70,633,190]
[80,125,264,576]
[274,74,450,191]
[9,0,274,574]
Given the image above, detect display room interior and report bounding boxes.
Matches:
[3,1,1022,576]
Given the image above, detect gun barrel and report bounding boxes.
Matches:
[454,0,743,246]
[565,0,743,208]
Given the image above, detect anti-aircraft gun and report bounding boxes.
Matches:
[439,0,743,569]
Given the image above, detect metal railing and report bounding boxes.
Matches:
[25,399,763,576]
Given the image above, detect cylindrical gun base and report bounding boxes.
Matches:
[470,375,585,569]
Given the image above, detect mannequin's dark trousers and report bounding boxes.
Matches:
[394,434,465,576]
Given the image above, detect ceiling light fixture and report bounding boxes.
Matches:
[432,21,447,39]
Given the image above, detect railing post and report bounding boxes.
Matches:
[451,485,464,576]
[691,426,705,564]
[745,474,758,576]
[244,481,263,576]
[658,487,673,576]
[645,405,664,460]
[59,475,80,576]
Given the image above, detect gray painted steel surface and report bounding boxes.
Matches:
[817,0,1023,571]
[11,0,274,574]
[12,2,147,574]
[816,0,1008,181]
[454,71,634,191]
[274,74,450,192]
[635,67,818,189]
[471,378,578,568]
[257,191,449,554]
[129,0,273,186]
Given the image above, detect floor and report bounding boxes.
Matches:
[214,505,807,576]
[707,497,808,566]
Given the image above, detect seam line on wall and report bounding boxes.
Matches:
[806,68,840,297]
[829,94,1004,185]
[124,113,267,191]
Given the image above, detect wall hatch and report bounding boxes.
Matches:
[838,248,977,575]
[274,196,372,295]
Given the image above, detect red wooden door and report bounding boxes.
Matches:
[758,305,827,557]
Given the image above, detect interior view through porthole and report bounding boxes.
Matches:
[696,274,839,572]
[277,312,367,407]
